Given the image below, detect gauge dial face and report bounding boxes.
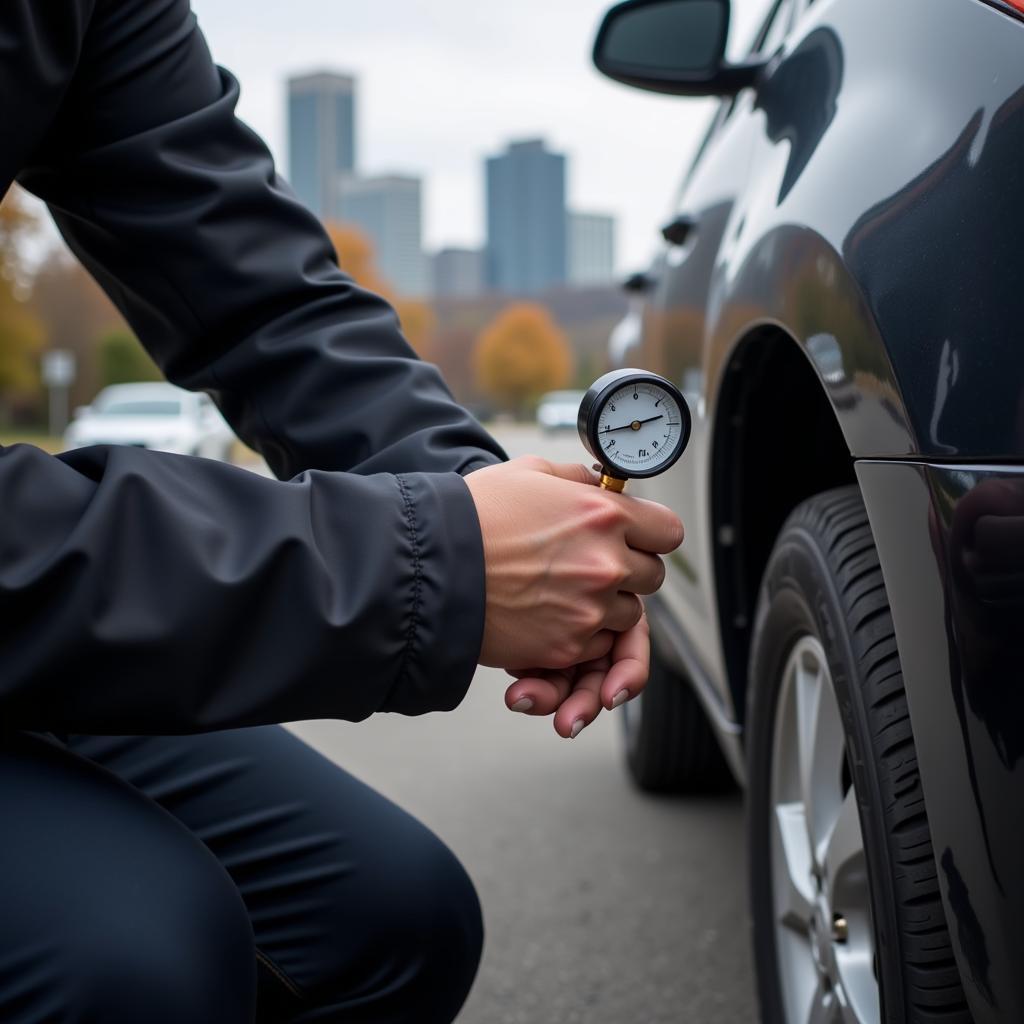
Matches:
[594,379,685,476]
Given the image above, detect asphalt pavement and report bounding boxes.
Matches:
[289,423,758,1023]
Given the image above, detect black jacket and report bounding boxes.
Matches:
[0,0,506,733]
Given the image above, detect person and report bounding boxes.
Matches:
[0,2,684,1021]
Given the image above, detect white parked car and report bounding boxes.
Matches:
[64,382,236,461]
[536,390,585,432]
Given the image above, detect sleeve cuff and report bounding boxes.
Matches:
[383,471,488,715]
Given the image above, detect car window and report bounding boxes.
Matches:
[753,0,796,55]
[675,0,795,205]
[99,400,182,417]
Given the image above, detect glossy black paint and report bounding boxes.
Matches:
[596,0,1024,1017]
[859,461,1024,1024]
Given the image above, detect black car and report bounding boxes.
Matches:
[590,1,1024,1021]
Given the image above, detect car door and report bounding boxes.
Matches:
[631,0,799,716]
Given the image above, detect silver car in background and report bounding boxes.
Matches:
[64,382,236,461]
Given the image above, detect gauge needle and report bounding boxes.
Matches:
[603,415,664,434]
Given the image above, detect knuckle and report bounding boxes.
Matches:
[554,639,584,668]
[584,552,625,590]
[581,493,623,531]
[569,600,604,634]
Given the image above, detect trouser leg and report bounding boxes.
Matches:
[70,726,485,1023]
[0,731,256,1024]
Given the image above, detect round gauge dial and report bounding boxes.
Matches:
[578,369,691,481]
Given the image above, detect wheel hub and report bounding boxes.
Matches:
[768,635,880,1024]
[809,894,833,978]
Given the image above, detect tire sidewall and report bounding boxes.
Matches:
[747,525,904,1023]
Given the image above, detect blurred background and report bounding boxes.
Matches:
[0,2,774,1020]
[0,0,768,447]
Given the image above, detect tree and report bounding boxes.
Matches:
[98,330,161,388]
[324,221,394,301]
[0,288,44,422]
[324,220,437,360]
[31,254,128,408]
[473,303,573,415]
[394,299,436,362]
[0,189,45,421]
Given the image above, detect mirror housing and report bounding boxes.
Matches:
[593,0,766,97]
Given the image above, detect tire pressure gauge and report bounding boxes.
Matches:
[578,369,692,492]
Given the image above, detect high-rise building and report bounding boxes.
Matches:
[288,71,356,220]
[568,212,616,287]
[337,175,427,298]
[432,248,485,299]
[485,139,567,295]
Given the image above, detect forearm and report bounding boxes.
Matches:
[0,443,486,733]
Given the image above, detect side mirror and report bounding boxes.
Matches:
[593,0,765,97]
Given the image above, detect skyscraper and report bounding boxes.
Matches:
[432,248,485,299]
[485,139,567,295]
[287,71,356,220]
[337,175,427,298]
[568,212,617,287]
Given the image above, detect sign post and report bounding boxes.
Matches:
[41,349,77,439]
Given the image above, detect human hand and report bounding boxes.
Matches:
[464,455,682,672]
[502,607,650,739]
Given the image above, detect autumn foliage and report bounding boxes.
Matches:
[0,190,44,418]
[473,303,573,414]
[324,220,435,361]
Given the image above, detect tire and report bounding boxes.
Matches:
[621,629,735,794]
[747,485,970,1023]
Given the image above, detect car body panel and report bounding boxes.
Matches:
[858,460,1024,1024]
[626,0,1024,715]
[610,0,1024,1015]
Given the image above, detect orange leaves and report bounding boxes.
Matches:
[474,303,573,414]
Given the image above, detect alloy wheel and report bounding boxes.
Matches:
[769,635,880,1024]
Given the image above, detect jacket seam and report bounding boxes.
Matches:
[255,947,305,1000]
[394,475,423,695]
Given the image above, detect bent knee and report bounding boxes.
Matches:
[307,831,484,1023]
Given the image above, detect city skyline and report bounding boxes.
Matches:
[288,65,615,299]
[190,1,772,274]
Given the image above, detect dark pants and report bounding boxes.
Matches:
[0,727,483,1023]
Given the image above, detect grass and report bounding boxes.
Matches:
[0,432,63,453]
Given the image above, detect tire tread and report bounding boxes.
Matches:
[752,485,971,1023]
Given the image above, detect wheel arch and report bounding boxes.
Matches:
[710,323,856,724]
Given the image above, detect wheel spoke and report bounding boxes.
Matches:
[835,949,880,1024]
[774,802,815,932]
[794,646,846,866]
[823,788,865,893]
[805,977,841,1024]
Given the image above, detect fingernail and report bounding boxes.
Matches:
[511,697,534,713]
[570,719,586,739]
[611,689,630,709]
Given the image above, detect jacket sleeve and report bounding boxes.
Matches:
[5,0,506,733]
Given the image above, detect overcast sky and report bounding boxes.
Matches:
[190,0,771,275]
